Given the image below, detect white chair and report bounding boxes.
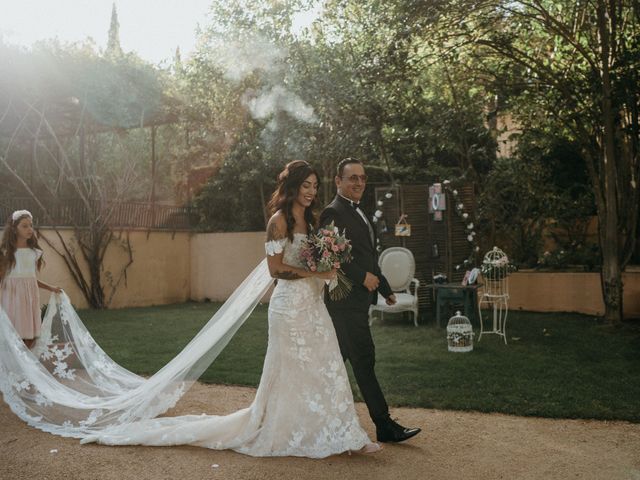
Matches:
[369,247,420,327]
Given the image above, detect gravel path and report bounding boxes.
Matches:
[2,383,639,480]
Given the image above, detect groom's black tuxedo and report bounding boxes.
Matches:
[320,194,393,425]
[320,195,392,308]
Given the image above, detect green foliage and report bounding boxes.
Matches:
[478,130,598,268]
[106,3,123,58]
[478,156,551,266]
[171,0,497,231]
[537,244,601,271]
[516,131,599,270]
[0,38,177,202]
[6,0,628,283]
[192,123,278,231]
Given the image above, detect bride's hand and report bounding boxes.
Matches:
[315,268,337,281]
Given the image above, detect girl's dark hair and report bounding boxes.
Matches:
[0,213,44,281]
[267,160,320,240]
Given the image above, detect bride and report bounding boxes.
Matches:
[0,161,381,458]
[82,160,381,456]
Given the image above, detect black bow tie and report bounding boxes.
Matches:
[339,195,360,209]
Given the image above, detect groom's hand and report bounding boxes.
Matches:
[363,272,380,292]
[385,294,397,305]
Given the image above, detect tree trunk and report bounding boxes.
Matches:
[86,228,106,309]
[597,165,623,323]
[597,1,623,324]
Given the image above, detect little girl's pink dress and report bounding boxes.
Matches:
[0,248,42,340]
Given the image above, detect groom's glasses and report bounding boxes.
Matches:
[341,174,368,183]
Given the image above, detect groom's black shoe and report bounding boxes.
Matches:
[376,418,421,443]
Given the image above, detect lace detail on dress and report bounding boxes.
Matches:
[242,234,371,457]
[265,239,286,256]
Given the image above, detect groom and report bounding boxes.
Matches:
[320,158,421,443]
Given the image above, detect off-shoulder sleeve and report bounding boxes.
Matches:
[265,238,286,256]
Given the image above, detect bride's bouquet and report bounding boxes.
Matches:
[300,221,353,300]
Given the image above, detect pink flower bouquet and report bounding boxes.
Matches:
[300,221,353,300]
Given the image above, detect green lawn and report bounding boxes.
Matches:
[81,302,640,423]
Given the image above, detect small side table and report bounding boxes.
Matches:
[429,283,482,327]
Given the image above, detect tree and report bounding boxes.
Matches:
[409,0,639,323]
[175,0,495,228]
[174,0,327,220]
[106,3,123,58]
[0,38,174,308]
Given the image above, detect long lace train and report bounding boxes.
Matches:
[0,251,372,458]
[0,259,273,438]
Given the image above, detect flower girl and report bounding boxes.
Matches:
[0,210,61,348]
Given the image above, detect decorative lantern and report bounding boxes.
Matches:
[447,311,474,352]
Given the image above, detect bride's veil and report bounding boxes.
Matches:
[0,259,272,438]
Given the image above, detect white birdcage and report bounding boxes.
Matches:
[481,247,510,296]
[446,311,474,353]
[478,247,511,344]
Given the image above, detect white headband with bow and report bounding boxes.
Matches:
[11,210,32,222]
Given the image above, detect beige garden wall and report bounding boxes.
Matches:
[190,231,268,302]
[15,229,266,310]
[23,227,640,318]
[507,270,640,317]
[35,228,191,309]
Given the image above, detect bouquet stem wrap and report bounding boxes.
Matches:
[326,270,352,301]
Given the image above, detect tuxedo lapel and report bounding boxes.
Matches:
[335,196,374,248]
[358,207,376,248]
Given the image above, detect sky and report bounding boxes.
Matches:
[0,0,320,65]
[0,0,211,64]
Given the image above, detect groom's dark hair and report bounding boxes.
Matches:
[337,157,363,177]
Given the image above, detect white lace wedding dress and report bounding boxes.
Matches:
[0,235,371,458]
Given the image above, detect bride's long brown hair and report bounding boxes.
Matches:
[0,213,44,281]
[266,160,320,241]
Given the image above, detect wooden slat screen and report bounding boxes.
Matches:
[375,184,477,323]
